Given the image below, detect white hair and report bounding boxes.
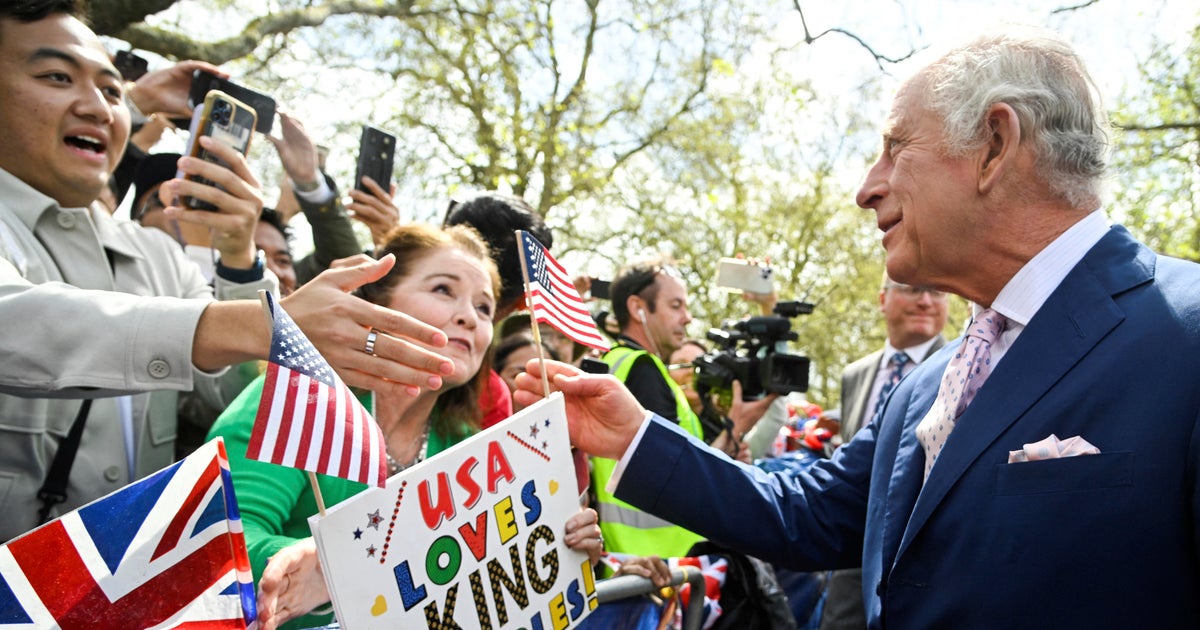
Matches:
[920,26,1111,209]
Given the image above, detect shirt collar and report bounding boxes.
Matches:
[0,166,146,262]
[0,167,67,231]
[881,334,940,368]
[988,210,1110,326]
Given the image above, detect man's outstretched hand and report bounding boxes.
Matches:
[513,360,648,460]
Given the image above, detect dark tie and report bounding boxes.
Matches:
[871,351,910,422]
[916,309,1008,479]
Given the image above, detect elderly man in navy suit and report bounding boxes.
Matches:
[513,26,1200,628]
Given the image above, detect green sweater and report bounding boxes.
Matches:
[208,376,475,629]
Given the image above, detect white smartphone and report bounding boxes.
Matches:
[716,257,774,294]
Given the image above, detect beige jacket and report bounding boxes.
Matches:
[0,168,275,540]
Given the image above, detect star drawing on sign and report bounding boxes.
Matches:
[367,509,384,530]
[529,423,540,439]
[353,528,363,540]
[367,545,377,558]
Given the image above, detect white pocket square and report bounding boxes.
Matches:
[1007,434,1100,463]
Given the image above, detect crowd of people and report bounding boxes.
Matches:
[2,1,1198,629]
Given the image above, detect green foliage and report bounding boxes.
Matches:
[100,0,1174,411]
[1110,25,1200,262]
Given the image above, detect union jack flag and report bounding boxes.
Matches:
[518,230,611,351]
[0,439,256,629]
[247,292,387,487]
[598,552,728,630]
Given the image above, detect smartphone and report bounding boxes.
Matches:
[716,257,775,294]
[579,357,610,375]
[354,125,396,193]
[589,278,611,300]
[113,50,148,81]
[180,90,257,212]
[185,70,276,134]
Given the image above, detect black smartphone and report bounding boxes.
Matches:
[579,357,610,375]
[589,278,611,300]
[180,90,258,212]
[354,125,396,193]
[113,50,148,81]
[185,70,276,134]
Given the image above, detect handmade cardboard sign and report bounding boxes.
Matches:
[311,394,596,629]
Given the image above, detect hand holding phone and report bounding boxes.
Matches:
[716,257,775,294]
[180,90,257,212]
[354,125,396,193]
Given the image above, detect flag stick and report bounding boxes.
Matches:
[308,471,328,516]
[259,290,329,517]
[515,230,552,398]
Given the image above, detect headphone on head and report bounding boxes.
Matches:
[638,308,648,324]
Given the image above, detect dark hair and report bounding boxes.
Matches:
[130,153,180,218]
[496,312,533,340]
[493,332,560,373]
[257,207,293,243]
[676,338,708,356]
[443,192,551,312]
[358,223,501,434]
[0,0,81,22]
[610,255,680,330]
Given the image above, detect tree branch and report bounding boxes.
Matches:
[792,0,920,69]
[107,0,434,64]
[1116,121,1200,132]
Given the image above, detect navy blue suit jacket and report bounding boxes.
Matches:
[617,227,1200,628]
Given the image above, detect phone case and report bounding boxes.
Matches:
[354,126,396,193]
[716,258,774,294]
[188,70,276,134]
[181,90,257,212]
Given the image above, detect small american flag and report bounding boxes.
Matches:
[0,439,256,629]
[519,231,611,351]
[247,292,387,488]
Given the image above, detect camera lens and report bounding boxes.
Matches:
[212,101,232,126]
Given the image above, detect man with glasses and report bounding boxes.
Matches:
[821,273,948,630]
[837,274,950,444]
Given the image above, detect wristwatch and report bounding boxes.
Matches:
[215,250,265,283]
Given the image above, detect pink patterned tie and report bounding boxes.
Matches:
[916,309,1007,479]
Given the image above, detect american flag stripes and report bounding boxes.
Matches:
[247,292,387,488]
[0,439,257,629]
[518,230,611,351]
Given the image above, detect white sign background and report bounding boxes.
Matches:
[311,394,597,629]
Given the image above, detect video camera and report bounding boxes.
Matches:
[693,300,813,401]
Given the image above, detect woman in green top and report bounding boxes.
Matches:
[209,223,603,629]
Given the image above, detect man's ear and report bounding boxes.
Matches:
[624,294,643,323]
[978,102,1021,195]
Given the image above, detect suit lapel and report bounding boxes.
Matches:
[890,227,1154,566]
[878,369,941,572]
[846,350,883,434]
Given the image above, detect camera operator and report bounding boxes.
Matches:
[593,256,775,559]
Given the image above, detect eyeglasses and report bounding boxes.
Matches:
[885,282,947,300]
[133,194,165,222]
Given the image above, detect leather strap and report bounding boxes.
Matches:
[37,399,92,525]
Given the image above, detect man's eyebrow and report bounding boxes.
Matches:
[29,47,121,82]
[29,47,79,67]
